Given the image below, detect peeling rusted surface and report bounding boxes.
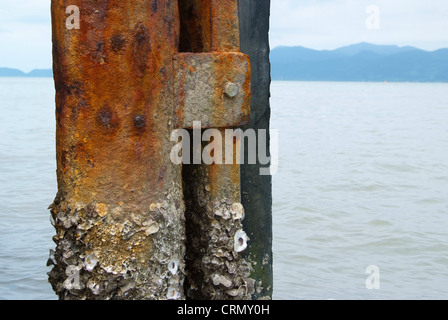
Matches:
[49,0,185,300]
[52,0,181,207]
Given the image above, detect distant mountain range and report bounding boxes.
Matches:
[271,42,448,82]
[2,43,448,82]
[0,68,53,78]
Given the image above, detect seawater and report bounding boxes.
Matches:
[0,78,447,300]
[0,78,56,300]
[271,81,448,300]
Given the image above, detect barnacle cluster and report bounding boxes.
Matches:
[183,194,254,300]
[47,185,185,300]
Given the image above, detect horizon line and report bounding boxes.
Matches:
[270,41,448,52]
[2,41,448,72]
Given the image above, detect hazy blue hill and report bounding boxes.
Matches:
[0,68,27,77]
[3,43,447,82]
[0,68,53,78]
[27,69,53,78]
[271,43,448,82]
[333,42,419,56]
[271,45,345,62]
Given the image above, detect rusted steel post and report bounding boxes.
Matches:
[48,0,186,300]
[48,0,254,300]
[178,0,254,300]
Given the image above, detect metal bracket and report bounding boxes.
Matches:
[174,52,251,129]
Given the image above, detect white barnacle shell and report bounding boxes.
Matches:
[168,257,180,276]
[167,286,181,300]
[49,214,55,227]
[212,274,233,288]
[234,229,249,253]
[84,253,98,272]
[144,220,160,236]
[226,288,240,297]
[48,249,57,265]
[87,279,101,295]
[230,203,245,220]
[214,208,230,220]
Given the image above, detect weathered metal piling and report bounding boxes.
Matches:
[48,0,271,300]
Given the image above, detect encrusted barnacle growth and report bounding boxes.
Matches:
[183,162,254,300]
[48,192,186,300]
[48,0,272,301]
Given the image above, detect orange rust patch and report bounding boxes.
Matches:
[53,0,180,206]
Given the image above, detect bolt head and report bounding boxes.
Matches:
[134,115,146,129]
[225,82,239,98]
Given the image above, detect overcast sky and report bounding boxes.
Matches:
[1,0,448,72]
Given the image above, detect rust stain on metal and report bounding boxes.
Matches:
[50,0,252,300]
[179,0,212,53]
[178,0,248,204]
[178,0,240,53]
[174,52,250,129]
[50,0,185,300]
[53,0,180,207]
[178,0,254,300]
[210,0,241,52]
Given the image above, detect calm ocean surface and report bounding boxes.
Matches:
[0,78,447,300]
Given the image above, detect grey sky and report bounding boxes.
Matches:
[270,0,448,50]
[1,0,447,72]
